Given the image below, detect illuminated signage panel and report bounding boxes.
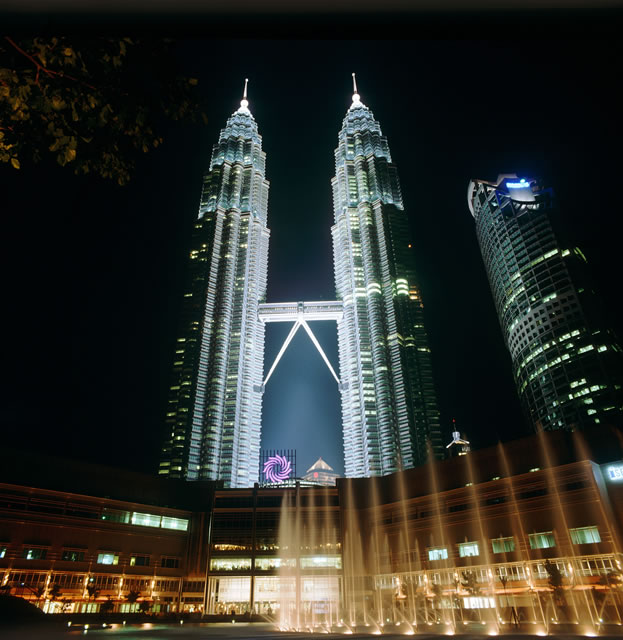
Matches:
[607,465,623,481]
[507,179,529,189]
[260,449,296,484]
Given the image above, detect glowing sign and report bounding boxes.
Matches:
[263,454,293,483]
[507,179,529,189]
[607,465,623,481]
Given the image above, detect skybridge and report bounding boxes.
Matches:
[258,301,343,387]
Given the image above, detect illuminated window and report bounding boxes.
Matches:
[211,576,251,603]
[210,558,252,571]
[61,550,85,562]
[101,508,130,524]
[0,546,6,559]
[300,555,342,569]
[458,542,479,557]
[463,596,496,609]
[161,516,189,531]
[22,548,47,560]
[428,547,448,561]
[529,532,556,549]
[255,557,296,570]
[569,526,601,544]
[97,553,119,565]
[130,554,150,567]
[131,512,162,528]
[491,536,515,553]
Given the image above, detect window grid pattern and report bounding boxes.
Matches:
[159,100,270,487]
[332,94,442,478]
[469,176,623,432]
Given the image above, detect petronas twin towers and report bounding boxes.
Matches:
[159,78,442,487]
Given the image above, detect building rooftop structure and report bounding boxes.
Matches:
[301,457,341,486]
[446,419,470,457]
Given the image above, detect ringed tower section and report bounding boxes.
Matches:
[331,75,442,477]
[159,81,270,487]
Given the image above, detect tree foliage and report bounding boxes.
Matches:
[544,559,568,610]
[100,597,115,614]
[0,36,204,184]
[48,583,61,600]
[461,570,480,595]
[544,559,564,590]
[598,570,623,589]
[86,583,99,600]
[125,589,141,604]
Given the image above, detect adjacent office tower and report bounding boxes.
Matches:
[468,175,623,432]
[159,84,270,486]
[332,77,442,477]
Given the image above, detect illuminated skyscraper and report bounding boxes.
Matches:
[468,174,623,432]
[332,76,442,477]
[159,82,270,487]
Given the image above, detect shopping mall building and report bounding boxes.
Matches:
[1,428,623,621]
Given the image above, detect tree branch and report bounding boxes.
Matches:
[4,37,97,90]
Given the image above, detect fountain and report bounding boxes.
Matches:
[276,485,342,631]
[272,430,623,634]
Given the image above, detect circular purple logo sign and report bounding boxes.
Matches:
[263,455,292,483]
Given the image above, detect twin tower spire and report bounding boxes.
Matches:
[159,76,441,487]
[238,74,362,111]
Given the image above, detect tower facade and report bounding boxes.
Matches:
[468,175,623,432]
[159,89,270,487]
[331,81,442,477]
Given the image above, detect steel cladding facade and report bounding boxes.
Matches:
[332,92,442,476]
[159,99,270,487]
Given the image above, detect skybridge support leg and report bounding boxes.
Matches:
[300,319,341,385]
[262,316,341,388]
[263,320,302,387]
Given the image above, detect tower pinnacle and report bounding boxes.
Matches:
[351,72,360,104]
[240,77,249,109]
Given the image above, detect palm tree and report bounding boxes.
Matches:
[461,570,481,595]
[33,585,46,609]
[100,597,115,614]
[544,560,568,621]
[48,583,62,609]
[126,589,141,612]
[86,584,99,601]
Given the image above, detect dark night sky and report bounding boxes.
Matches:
[2,17,623,478]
